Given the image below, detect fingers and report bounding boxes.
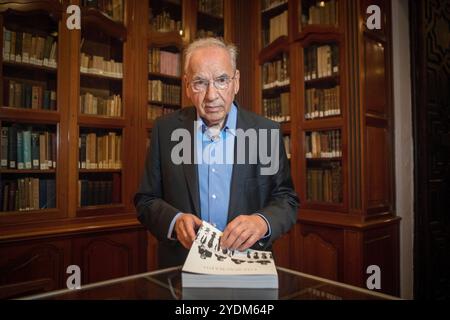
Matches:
[175,214,201,249]
[237,233,259,252]
[221,218,242,249]
[221,215,267,251]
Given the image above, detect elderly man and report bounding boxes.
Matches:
[134,38,299,268]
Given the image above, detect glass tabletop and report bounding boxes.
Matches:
[21,266,399,300]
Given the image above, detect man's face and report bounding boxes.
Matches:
[185,46,240,127]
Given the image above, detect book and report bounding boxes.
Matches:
[182,221,278,289]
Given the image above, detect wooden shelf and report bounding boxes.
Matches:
[3,60,57,74]
[0,208,58,216]
[301,117,343,130]
[78,114,126,128]
[296,25,342,44]
[302,201,345,212]
[76,204,125,217]
[148,100,181,109]
[80,71,123,82]
[0,0,63,20]
[306,157,342,162]
[148,30,185,49]
[259,36,289,64]
[79,169,122,173]
[81,7,127,41]
[305,113,342,121]
[262,83,290,97]
[261,1,288,19]
[0,106,60,123]
[0,169,56,174]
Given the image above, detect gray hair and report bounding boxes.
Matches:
[184,37,238,74]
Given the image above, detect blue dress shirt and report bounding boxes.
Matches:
[167,104,271,240]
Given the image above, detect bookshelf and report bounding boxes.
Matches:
[0,1,62,222]
[77,5,126,215]
[0,0,148,299]
[252,0,399,295]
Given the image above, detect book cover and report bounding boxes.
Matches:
[182,221,278,289]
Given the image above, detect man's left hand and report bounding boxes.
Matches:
[220,214,268,251]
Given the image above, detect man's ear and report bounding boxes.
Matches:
[234,69,240,94]
[184,75,191,99]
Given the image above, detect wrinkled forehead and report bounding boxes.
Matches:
[187,47,233,78]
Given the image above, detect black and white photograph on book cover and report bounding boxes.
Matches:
[182,221,279,289]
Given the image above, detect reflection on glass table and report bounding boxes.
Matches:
[22,266,400,300]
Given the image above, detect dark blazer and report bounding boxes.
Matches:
[134,104,299,267]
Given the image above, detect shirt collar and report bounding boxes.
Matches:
[196,103,237,136]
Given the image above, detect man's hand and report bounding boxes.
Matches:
[175,213,202,249]
[220,214,268,251]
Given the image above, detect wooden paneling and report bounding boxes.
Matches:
[364,37,387,116]
[364,224,399,296]
[272,228,294,268]
[0,239,71,298]
[366,126,390,211]
[298,224,343,281]
[72,230,145,284]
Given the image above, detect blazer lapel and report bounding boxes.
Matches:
[179,108,201,216]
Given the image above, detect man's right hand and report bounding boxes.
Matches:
[174,213,202,249]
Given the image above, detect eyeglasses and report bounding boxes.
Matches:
[189,73,236,93]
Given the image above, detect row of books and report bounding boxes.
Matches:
[82,0,124,22]
[1,127,56,170]
[3,28,58,68]
[78,178,120,207]
[261,0,288,12]
[148,80,181,105]
[262,53,290,89]
[306,163,342,203]
[305,130,342,159]
[263,92,290,123]
[149,10,182,33]
[263,10,288,47]
[198,0,223,17]
[147,105,177,121]
[148,48,181,77]
[304,44,339,81]
[1,178,56,212]
[305,86,341,119]
[80,53,123,78]
[4,79,57,110]
[79,92,122,117]
[283,135,291,159]
[302,0,338,27]
[78,132,122,170]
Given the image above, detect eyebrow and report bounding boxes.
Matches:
[192,73,229,81]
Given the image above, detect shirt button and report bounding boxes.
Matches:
[212,194,217,199]
[212,168,216,173]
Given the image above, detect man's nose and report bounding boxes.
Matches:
[205,81,219,100]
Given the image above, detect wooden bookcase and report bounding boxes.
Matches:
[251,0,399,296]
[0,0,148,299]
